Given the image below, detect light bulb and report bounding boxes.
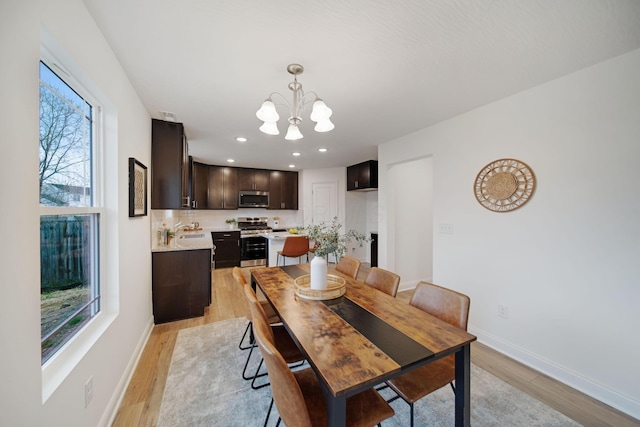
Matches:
[259,121,279,135]
[310,99,332,122]
[285,124,303,140]
[256,100,279,122]
[314,118,335,132]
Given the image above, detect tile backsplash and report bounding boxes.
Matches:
[151,209,303,235]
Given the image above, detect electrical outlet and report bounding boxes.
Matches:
[85,376,93,408]
[498,305,509,319]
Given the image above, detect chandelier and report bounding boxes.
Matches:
[256,64,334,141]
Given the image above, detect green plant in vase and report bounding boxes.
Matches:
[303,217,371,260]
[302,217,370,290]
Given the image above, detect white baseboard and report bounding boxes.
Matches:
[470,325,640,420]
[99,316,155,427]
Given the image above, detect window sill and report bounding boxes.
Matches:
[41,311,117,403]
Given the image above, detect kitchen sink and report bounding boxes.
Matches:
[179,233,207,239]
[173,233,213,250]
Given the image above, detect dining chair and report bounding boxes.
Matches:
[364,267,401,297]
[250,293,395,427]
[276,236,310,266]
[231,267,280,381]
[335,255,361,279]
[386,281,470,427]
[243,283,305,390]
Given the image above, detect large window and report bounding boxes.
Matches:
[39,60,101,364]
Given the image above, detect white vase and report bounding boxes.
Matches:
[310,256,328,290]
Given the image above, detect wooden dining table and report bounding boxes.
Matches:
[251,264,477,427]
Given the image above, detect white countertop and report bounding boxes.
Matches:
[260,231,301,240]
[152,229,215,252]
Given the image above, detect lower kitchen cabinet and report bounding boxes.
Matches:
[152,249,212,324]
[212,231,241,268]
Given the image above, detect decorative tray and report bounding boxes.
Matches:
[293,274,346,300]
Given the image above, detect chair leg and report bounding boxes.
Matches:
[275,418,281,427]
[239,321,253,350]
[264,397,274,427]
[251,358,271,389]
[242,343,258,380]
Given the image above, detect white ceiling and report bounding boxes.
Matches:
[83,0,640,171]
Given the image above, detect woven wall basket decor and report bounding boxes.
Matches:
[474,158,536,212]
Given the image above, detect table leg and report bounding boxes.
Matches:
[454,344,471,427]
[322,385,346,427]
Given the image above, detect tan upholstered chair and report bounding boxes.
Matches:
[232,267,281,384]
[335,255,361,279]
[364,267,400,297]
[277,236,311,265]
[250,292,395,427]
[243,284,304,390]
[386,281,470,427]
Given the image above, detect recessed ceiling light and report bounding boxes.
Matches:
[289,164,295,168]
[318,148,328,152]
[227,158,235,163]
[292,152,301,156]
[236,137,247,142]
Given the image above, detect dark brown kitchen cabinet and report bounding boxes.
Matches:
[208,165,238,209]
[151,119,190,209]
[190,159,209,209]
[152,249,212,324]
[237,168,270,191]
[211,231,241,268]
[269,170,298,210]
[347,160,378,191]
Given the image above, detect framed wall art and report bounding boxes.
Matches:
[474,158,536,212]
[129,157,147,217]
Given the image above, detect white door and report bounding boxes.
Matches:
[311,181,338,224]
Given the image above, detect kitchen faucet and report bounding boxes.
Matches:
[174,221,195,232]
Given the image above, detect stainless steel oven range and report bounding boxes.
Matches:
[237,217,271,267]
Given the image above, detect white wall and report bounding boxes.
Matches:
[379,49,640,418]
[1,1,153,425]
[386,157,433,289]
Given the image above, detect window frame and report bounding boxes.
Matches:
[40,39,114,403]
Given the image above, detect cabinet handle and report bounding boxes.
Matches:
[191,200,197,208]
[182,196,191,208]
[355,180,359,188]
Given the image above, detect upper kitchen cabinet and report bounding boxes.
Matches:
[151,119,190,209]
[208,165,238,209]
[269,170,298,210]
[237,168,270,191]
[190,158,209,209]
[347,160,378,191]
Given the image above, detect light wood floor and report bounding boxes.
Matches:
[112,265,639,427]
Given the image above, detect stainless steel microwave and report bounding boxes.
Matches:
[239,190,269,208]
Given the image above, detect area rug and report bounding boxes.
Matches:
[157,317,581,426]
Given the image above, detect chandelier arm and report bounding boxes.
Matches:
[297,91,321,108]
